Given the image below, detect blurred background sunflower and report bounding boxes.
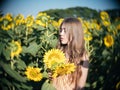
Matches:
[10,40,22,59]
[25,66,43,82]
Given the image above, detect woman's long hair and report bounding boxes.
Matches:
[56,17,86,85]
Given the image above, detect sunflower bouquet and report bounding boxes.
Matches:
[43,49,76,79]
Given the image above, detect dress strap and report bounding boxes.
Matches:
[78,60,89,68]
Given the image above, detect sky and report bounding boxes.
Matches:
[0,0,120,17]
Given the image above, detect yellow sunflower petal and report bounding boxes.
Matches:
[43,49,66,69]
[104,35,114,48]
[25,66,42,82]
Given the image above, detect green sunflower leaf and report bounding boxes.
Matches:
[41,80,56,90]
[0,61,26,82]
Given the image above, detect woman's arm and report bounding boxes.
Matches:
[77,54,89,90]
[78,62,89,89]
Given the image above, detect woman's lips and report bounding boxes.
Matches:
[60,37,64,41]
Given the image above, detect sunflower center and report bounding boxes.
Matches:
[48,53,60,60]
[106,37,112,43]
[30,70,39,78]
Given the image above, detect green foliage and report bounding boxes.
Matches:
[84,11,120,90]
[44,6,99,20]
[41,80,56,90]
[0,61,26,82]
[44,6,120,22]
[0,9,120,90]
[0,12,58,90]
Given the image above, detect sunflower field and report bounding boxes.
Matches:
[0,11,120,90]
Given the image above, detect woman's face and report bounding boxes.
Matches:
[59,24,68,45]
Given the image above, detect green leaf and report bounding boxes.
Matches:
[42,71,49,78]
[0,61,26,82]
[0,67,3,74]
[50,39,57,48]
[33,24,45,31]
[1,78,13,87]
[38,25,45,30]
[21,83,33,90]
[48,24,54,31]
[0,86,8,90]
[27,42,40,56]
[92,81,97,88]
[22,42,40,56]
[13,82,33,90]
[3,48,11,60]
[102,49,110,56]
[16,59,26,70]
[85,82,90,88]
[7,30,14,39]
[41,80,56,90]
[12,82,22,90]
[27,36,37,43]
[0,42,5,55]
[0,70,3,74]
[22,46,27,53]
[0,29,13,39]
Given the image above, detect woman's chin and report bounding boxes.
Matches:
[61,42,67,45]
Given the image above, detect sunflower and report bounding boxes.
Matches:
[35,19,46,27]
[14,14,25,25]
[52,63,76,78]
[25,66,43,82]
[1,13,14,31]
[52,20,59,29]
[104,35,114,48]
[10,40,22,59]
[100,11,109,20]
[84,32,93,41]
[116,24,120,30]
[4,13,13,21]
[58,18,64,26]
[102,20,111,27]
[1,23,14,31]
[25,15,34,27]
[43,49,66,69]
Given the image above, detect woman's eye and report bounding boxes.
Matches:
[59,28,66,33]
[59,29,62,33]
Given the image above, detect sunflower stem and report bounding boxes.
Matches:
[25,27,28,45]
[10,60,14,70]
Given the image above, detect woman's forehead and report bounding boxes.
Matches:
[61,23,70,27]
[60,23,73,31]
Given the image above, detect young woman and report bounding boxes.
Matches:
[52,17,89,90]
